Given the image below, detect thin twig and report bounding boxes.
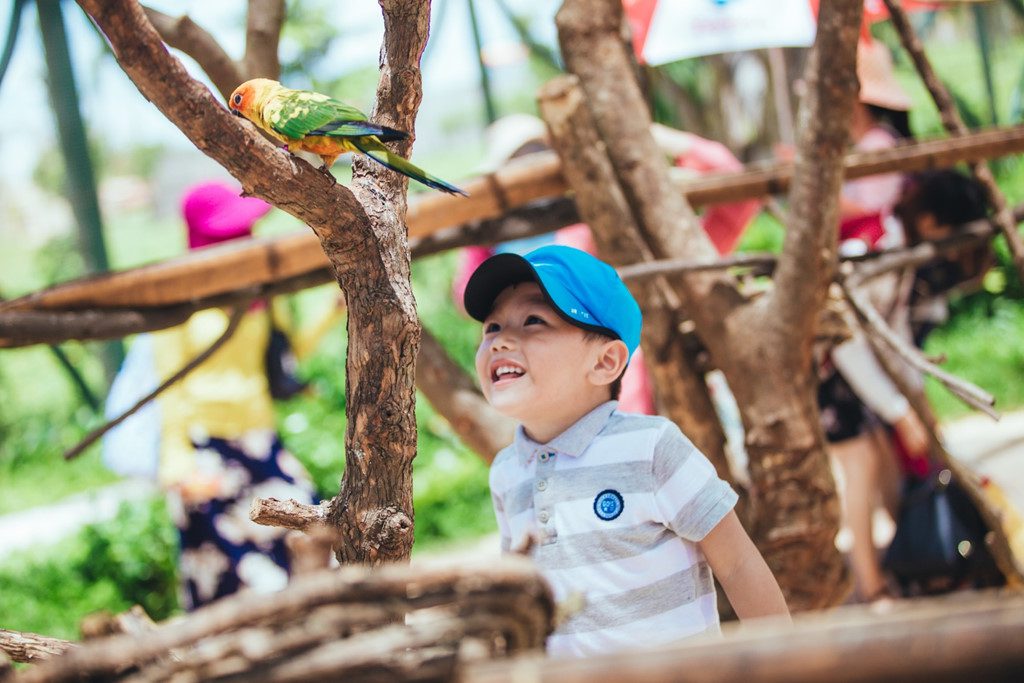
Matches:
[63,299,253,461]
[249,497,330,531]
[838,265,997,418]
[617,252,777,281]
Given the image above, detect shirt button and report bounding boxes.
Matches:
[537,480,547,491]
[538,452,548,462]
[538,510,550,523]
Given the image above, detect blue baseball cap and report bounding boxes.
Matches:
[463,245,642,357]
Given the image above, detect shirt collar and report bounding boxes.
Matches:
[513,401,618,466]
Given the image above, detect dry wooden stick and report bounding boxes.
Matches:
[883,0,1024,281]
[0,628,75,665]
[2,126,1022,324]
[249,497,330,531]
[839,264,997,418]
[19,559,551,683]
[617,252,778,280]
[63,299,252,460]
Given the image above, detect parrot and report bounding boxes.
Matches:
[228,78,466,196]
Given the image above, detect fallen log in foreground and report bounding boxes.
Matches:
[16,557,552,683]
[463,589,1024,683]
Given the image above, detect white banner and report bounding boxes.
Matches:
[640,0,817,63]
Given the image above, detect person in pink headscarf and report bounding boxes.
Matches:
[453,115,762,415]
[105,182,320,610]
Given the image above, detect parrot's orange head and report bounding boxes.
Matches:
[229,78,278,120]
[228,81,256,119]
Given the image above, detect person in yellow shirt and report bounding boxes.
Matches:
[105,181,323,610]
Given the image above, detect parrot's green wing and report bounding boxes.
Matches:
[266,91,407,142]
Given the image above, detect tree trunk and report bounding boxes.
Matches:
[326,0,436,565]
[553,0,862,610]
[74,0,429,565]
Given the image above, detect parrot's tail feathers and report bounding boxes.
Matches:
[308,121,409,142]
[353,141,468,196]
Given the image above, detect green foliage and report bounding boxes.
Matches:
[0,499,179,640]
[735,211,785,254]
[924,297,1024,420]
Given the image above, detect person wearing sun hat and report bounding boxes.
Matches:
[104,181,320,611]
[466,244,789,657]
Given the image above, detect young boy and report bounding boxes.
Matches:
[464,245,789,657]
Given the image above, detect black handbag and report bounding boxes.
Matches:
[883,470,996,592]
[265,323,308,400]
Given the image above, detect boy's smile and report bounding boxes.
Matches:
[476,282,617,442]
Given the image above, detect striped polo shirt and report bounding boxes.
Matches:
[489,401,738,658]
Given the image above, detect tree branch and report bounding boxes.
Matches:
[839,266,997,417]
[250,497,331,532]
[76,0,375,273]
[243,0,284,80]
[326,0,433,565]
[142,5,242,100]
[765,0,862,359]
[0,628,74,665]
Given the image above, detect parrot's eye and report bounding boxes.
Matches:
[232,94,242,105]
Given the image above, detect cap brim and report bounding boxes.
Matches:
[463,253,537,322]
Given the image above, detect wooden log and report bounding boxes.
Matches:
[461,590,1024,683]
[18,558,551,683]
[2,126,1021,316]
[0,628,75,664]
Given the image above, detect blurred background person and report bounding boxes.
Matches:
[103,181,321,610]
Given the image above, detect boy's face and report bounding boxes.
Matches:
[475,282,615,438]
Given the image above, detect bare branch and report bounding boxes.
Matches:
[64,300,251,461]
[243,0,284,80]
[142,5,242,100]
[77,0,376,277]
[839,267,997,417]
[250,497,331,531]
[327,0,433,565]
[0,628,75,664]
[766,0,862,357]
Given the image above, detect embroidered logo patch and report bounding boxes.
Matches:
[593,489,624,521]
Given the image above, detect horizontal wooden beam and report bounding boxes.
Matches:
[2,126,1022,317]
[463,590,1024,683]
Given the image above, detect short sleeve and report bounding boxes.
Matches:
[651,422,738,542]
[489,458,513,553]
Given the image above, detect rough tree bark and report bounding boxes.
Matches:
[552,0,864,610]
[325,0,433,564]
[73,0,425,564]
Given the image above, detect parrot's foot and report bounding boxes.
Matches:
[318,164,337,186]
